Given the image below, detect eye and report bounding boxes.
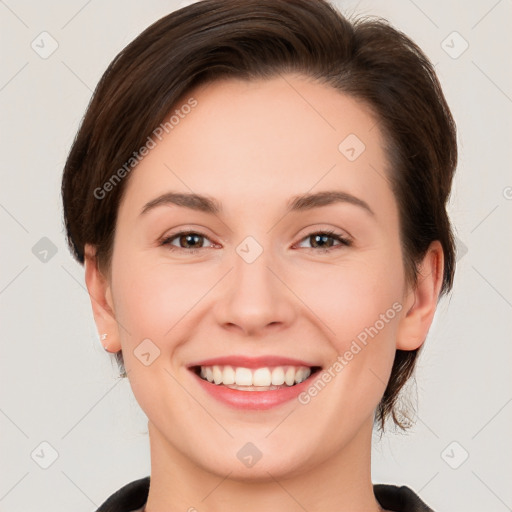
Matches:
[160,229,352,255]
[295,230,352,252]
[160,231,214,254]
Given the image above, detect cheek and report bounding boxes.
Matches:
[292,251,404,398]
[109,262,211,413]
[112,261,208,341]
[292,250,405,340]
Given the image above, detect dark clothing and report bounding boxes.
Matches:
[96,476,435,512]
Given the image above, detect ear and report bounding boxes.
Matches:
[396,240,445,351]
[84,244,122,353]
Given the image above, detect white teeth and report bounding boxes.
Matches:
[271,367,285,385]
[222,365,235,385]
[295,367,309,384]
[285,366,295,386]
[212,365,223,385]
[253,368,272,386]
[235,367,253,386]
[198,364,312,387]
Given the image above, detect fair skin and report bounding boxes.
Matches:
[84,74,443,512]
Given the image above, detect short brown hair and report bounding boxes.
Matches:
[61,0,457,432]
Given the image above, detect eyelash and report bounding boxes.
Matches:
[160,229,352,254]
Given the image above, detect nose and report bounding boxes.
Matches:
[213,246,297,337]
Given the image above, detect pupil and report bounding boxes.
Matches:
[313,234,331,248]
[183,233,201,248]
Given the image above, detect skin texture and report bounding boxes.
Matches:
[84,74,444,512]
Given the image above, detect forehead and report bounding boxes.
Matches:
[119,74,395,221]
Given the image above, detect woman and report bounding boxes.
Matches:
[61,0,457,510]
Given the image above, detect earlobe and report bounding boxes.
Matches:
[84,244,122,353]
[396,241,444,351]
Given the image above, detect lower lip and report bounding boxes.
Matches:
[190,369,320,410]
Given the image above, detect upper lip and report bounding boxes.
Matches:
[188,355,322,369]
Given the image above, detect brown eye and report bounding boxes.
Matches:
[161,231,214,253]
[297,231,352,252]
[176,233,204,249]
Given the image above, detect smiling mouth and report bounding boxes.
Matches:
[191,365,322,391]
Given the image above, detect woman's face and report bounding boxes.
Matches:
[98,75,421,479]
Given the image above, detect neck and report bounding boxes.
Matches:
[144,416,385,512]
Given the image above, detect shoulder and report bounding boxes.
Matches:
[373,483,435,512]
[95,476,150,512]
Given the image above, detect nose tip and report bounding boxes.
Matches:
[214,252,296,336]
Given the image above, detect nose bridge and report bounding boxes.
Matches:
[234,236,273,297]
[215,233,295,334]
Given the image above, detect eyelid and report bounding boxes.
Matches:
[160,227,352,253]
[159,225,216,242]
[293,229,352,250]
[159,229,216,251]
[294,224,353,243]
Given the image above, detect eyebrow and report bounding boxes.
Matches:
[287,190,374,216]
[140,190,374,217]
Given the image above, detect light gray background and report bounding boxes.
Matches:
[1,0,511,511]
